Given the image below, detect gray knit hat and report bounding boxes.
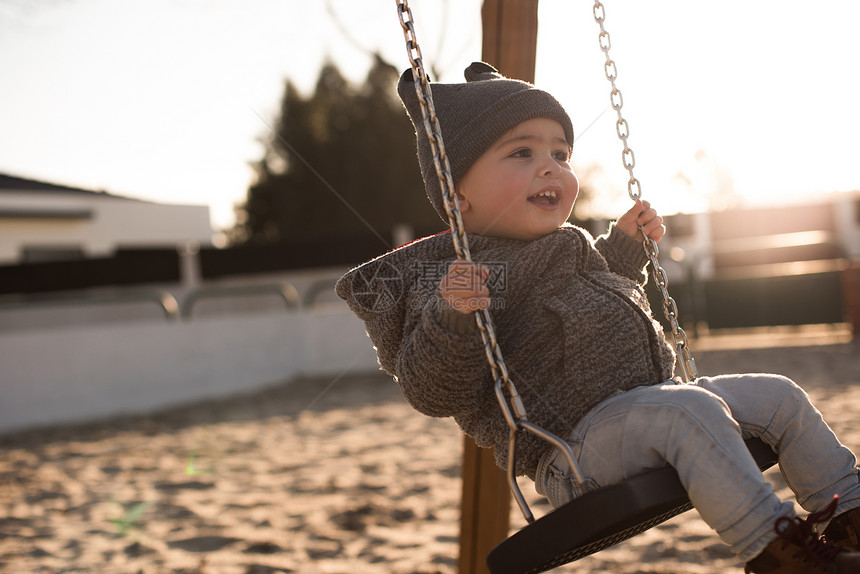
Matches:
[398,62,574,222]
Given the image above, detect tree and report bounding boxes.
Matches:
[236,56,444,247]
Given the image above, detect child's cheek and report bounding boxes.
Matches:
[565,173,580,197]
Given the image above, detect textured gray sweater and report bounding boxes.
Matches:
[335,223,676,478]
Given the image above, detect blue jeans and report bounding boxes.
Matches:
[534,374,860,562]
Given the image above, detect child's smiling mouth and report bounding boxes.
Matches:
[528,189,560,209]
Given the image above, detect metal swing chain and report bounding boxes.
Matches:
[395,0,527,423]
[593,0,698,382]
[395,0,588,525]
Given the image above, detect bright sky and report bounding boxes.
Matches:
[1,1,858,234]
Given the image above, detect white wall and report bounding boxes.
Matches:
[0,191,212,263]
[0,302,381,434]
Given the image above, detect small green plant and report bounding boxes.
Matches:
[185,449,214,476]
[109,500,150,537]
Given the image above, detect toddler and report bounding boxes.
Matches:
[336,62,860,573]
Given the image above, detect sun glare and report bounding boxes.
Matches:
[0,1,857,227]
[535,0,860,216]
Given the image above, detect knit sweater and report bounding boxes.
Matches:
[335,223,676,478]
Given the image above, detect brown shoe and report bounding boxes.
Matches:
[822,506,860,551]
[746,497,860,573]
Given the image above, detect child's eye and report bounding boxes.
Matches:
[510,148,531,158]
[553,150,571,162]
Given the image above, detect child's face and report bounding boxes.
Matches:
[456,118,578,241]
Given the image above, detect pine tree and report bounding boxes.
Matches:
[238,56,444,246]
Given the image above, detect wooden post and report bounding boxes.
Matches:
[481,0,539,84]
[457,2,539,573]
[457,436,513,574]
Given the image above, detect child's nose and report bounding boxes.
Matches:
[541,158,561,177]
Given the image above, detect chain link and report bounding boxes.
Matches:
[593,0,697,381]
[396,0,547,523]
[395,0,527,421]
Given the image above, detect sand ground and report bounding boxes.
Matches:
[1,327,858,574]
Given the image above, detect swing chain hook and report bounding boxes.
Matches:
[593,0,698,382]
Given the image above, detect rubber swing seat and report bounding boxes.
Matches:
[486,437,778,574]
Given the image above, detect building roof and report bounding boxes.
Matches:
[0,173,130,199]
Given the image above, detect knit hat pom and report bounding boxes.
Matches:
[463,62,503,82]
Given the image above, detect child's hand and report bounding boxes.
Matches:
[440,260,491,315]
[616,199,666,243]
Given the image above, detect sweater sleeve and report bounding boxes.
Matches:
[594,222,650,285]
[395,295,493,418]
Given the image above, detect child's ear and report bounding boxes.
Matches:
[456,189,471,213]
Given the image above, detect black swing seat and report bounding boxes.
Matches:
[486,437,778,574]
